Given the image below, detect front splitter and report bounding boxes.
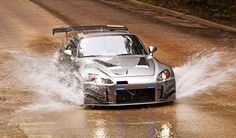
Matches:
[84,99,175,107]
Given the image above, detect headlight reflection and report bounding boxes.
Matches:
[155,122,174,138]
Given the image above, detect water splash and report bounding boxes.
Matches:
[14,50,84,108]
[174,50,236,99]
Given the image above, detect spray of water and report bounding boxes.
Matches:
[14,50,84,109]
[13,49,236,110]
[174,50,236,99]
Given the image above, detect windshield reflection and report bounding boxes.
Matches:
[79,35,147,57]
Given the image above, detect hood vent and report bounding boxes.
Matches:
[93,59,117,67]
[117,81,128,84]
[137,57,149,66]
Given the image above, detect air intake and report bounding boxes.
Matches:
[117,81,128,84]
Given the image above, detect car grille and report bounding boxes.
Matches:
[116,88,155,103]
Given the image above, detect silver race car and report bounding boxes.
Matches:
[53,25,176,107]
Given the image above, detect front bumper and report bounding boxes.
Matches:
[83,78,176,106]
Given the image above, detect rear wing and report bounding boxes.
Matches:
[52,25,128,35]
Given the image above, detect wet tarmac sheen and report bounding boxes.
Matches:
[0,0,236,137]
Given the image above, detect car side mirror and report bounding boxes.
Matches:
[64,49,72,56]
[148,46,157,56]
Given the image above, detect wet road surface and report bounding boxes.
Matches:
[0,0,236,137]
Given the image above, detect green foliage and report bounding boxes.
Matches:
[137,0,236,27]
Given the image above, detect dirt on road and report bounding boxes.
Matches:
[0,0,235,137]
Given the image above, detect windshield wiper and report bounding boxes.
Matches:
[116,53,132,56]
[83,55,100,57]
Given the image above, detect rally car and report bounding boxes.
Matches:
[53,25,176,107]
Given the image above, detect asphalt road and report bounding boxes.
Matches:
[0,0,236,137]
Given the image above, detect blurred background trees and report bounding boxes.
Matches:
[138,0,236,27]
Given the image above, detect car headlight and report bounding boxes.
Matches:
[157,69,171,81]
[87,73,113,84]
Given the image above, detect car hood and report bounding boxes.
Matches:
[82,55,155,77]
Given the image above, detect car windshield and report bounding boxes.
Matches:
[79,35,147,57]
